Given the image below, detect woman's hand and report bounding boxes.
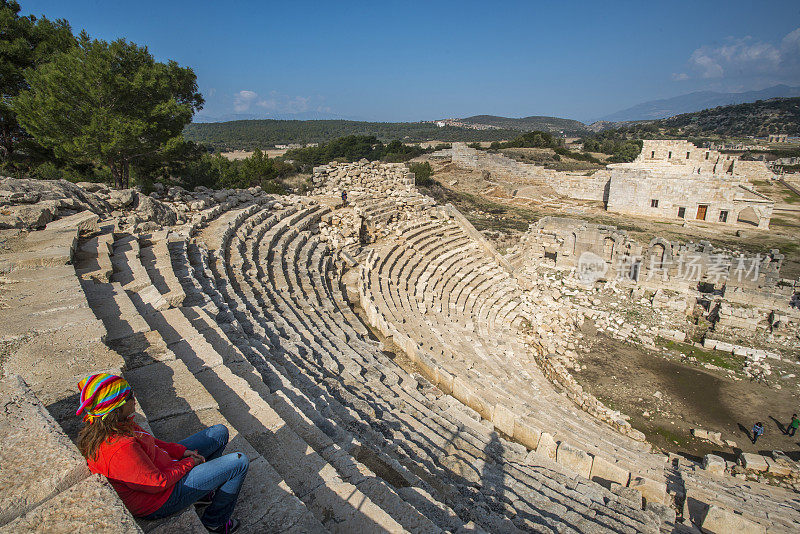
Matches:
[183,449,205,466]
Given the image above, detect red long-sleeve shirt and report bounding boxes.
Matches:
[86,424,194,516]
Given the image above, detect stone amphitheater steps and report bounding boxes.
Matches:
[170,200,662,533]
[364,217,670,482]
[195,205,450,533]
[102,230,440,531]
[676,459,800,533]
[75,232,330,534]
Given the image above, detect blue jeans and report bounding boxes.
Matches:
[143,424,250,528]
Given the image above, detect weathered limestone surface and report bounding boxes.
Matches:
[556,441,593,479]
[700,504,766,534]
[740,453,769,472]
[1,475,140,533]
[628,476,667,506]
[0,376,135,530]
[590,456,630,487]
[702,454,726,476]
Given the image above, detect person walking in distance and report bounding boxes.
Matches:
[752,422,764,444]
[788,414,799,437]
[341,190,347,207]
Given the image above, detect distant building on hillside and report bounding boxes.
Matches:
[768,134,788,143]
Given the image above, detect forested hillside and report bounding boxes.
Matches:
[183,119,519,151]
[457,115,589,135]
[599,97,800,138]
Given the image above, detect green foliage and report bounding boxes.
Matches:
[13,32,203,188]
[179,149,293,192]
[552,146,603,164]
[184,120,519,152]
[456,115,589,135]
[596,98,800,139]
[581,136,642,162]
[284,135,429,170]
[409,161,433,186]
[467,142,482,150]
[504,131,559,149]
[0,0,76,168]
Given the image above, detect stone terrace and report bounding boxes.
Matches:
[1,170,798,533]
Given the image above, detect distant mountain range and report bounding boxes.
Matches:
[595,84,800,123]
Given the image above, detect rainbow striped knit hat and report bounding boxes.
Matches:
[76,373,132,422]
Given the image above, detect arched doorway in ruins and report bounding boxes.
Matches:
[603,237,615,262]
[736,206,760,227]
[649,243,666,269]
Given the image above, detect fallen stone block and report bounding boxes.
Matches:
[628,475,667,506]
[556,441,593,479]
[590,456,630,487]
[535,432,557,461]
[764,456,792,476]
[491,404,515,437]
[513,420,541,451]
[45,210,99,234]
[702,454,726,476]
[739,453,768,472]
[699,504,765,534]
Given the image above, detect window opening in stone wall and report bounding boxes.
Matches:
[651,199,659,208]
[687,152,690,159]
[678,207,686,218]
[668,151,672,159]
[706,152,710,160]
[697,204,708,220]
[719,210,728,223]
[651,151,655,158]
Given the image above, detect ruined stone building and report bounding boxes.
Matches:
[430,142,776,229]
[512,216,799,337]
[606,140,775,229]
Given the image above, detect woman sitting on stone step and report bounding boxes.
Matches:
[76,373,249,534]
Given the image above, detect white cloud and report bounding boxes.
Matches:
[233,90,259,112]
[671,72,689,81]
[232,90,316,114]
[679,27,800,83]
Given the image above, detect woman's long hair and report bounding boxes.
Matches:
[78,406,136,460]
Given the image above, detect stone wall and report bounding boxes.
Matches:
[606,167,774,229]
[312,160,415,194]
[512,217,799,342]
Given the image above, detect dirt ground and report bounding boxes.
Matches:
[574,328,800,461]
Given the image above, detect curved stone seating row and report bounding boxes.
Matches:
[4,193,796,532]
[169,200,663,533]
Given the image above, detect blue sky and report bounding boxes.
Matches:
[20,1,800,123]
